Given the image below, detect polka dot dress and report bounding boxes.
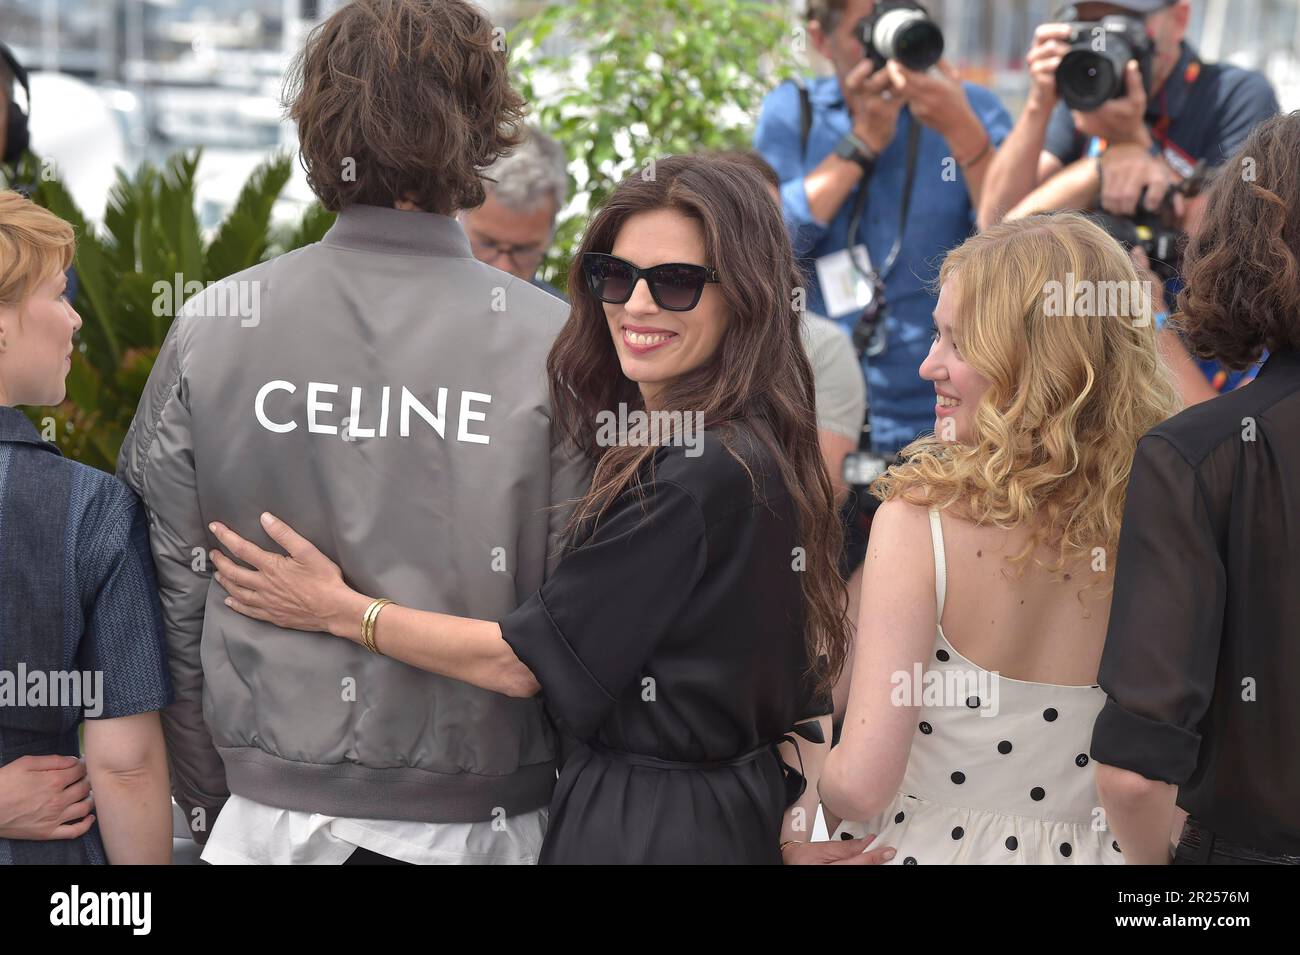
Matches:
[832,508,1125,865]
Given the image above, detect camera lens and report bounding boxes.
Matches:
[1058,49,1121,111]
[874,9,944,72]
[1056,17,1144,111]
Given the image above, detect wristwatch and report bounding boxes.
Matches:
[834,132,877,172]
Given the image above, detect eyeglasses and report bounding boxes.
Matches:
[581,252,720,312]
[468,236,547,269]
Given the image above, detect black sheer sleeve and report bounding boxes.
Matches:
[500,478,708,740]
[1090,434,1227,784]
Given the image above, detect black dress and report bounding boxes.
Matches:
[501,424,824,864]
[1091,348,1300,858]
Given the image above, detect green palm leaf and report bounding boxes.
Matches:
[205,152,294,280]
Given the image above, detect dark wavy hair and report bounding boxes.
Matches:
[547,154,850,695]
[1175,112,1300,368]
[284,0,526,214]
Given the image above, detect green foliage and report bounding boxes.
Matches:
[3,150,333,472]
[510,0,802,291]
[3,0,800,468]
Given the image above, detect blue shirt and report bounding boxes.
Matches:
[755,76,1012,453]
[1045,42,1279,172]
[0,407,172,865]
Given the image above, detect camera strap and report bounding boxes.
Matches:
[1148,56,1203,178]
[845,117,922,357]
[793,77,814,159]
[847,118,921,281]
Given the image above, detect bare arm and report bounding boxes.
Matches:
[1004,155,1100,220]
[980,104,1061,227]
[956,137,997,212]
[779,711,896,865]
[820,500,935,821]
[328,590,538,699]
[805,152,872,228]
[978,23,1072,228]
[84,712,172,864]
[208,516,538,698]
[1095,762,1178,864]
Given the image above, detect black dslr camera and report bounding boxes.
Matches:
[1088,164,1214,284]
[1089,210,1185,283]
[855,1,944,72]
[1056,14,1156,111]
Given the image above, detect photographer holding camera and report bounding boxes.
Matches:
[981,1,1278,227]
[755,1,1011,460]
[756,2,1010,742]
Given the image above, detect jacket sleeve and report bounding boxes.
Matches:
[1090,434,1226,785]
[116,316,228,844]
[500,478,708,740]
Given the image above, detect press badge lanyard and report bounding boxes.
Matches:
[1094,57,1204,176]
[845,117,922,359]
[1149,57,1202,177]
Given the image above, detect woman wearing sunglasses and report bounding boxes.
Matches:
[205,154,890,864]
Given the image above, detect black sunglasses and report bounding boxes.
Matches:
[581,252,720,312]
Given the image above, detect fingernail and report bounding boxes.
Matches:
[261,512,274,526]
[208,522,217,533]
[225,598,233,607]
[883,849,896,860]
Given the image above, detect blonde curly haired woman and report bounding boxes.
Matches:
[820,212,1179,864]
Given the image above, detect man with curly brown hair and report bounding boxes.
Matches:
[1092,112,1300,865]
[118,0,589,865]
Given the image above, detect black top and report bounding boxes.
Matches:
[1091,349,1300,854]
[0,407,172,865]
[501,424,825,864]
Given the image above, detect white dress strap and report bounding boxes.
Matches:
[928,506,947,621]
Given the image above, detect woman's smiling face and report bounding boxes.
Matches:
[919,273,991,445]
[604,208,728,408]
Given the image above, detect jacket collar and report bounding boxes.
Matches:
[0,406,62,454]
[322,203,475,259]
[1257,347,1300,381]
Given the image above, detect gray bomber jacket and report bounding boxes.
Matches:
[117,205,590,837]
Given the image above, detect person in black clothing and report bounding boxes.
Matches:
[1091,113,1300,865]
[204,154,893,865]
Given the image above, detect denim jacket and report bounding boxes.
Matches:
[0,406,171,864]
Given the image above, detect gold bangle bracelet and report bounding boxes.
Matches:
[362,598,394,654]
